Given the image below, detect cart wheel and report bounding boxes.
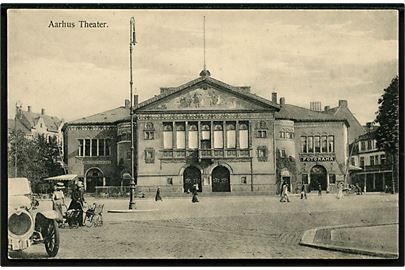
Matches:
[44,220,60,257]
[85,215,94,228]
[93,214,102,227]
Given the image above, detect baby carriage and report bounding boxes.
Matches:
[83,202,104,227]
[59,203,83,228]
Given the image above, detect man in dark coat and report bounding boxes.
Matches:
[68,182,85,226]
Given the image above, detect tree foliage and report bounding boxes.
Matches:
[8,131,64,190]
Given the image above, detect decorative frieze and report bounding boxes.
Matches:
[68,125,116,131]
[137,112,272,121]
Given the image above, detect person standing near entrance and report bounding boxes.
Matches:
[336,182,344,199]
[318,184,322,196]
[300,184,307,199]
[191,184,199,203]
[280,182,290,202]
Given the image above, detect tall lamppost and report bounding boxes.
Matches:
[14,102,22,178]
[128,17,137,209]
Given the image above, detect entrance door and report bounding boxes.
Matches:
[183,166,202,193]
[212,166,230,192]
[86,168,103,193]
[310,165,327,191]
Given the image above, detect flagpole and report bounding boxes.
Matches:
[129,17,137,209]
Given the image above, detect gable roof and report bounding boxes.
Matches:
[11,110,63,132]
[136,75,280,111]
[325,106,365,131]
[275,104,349,125]
[8,119,31,134]
[68,106,130,125]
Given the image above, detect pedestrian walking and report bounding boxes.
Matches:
[300,184,307,199]
[280,182,290,202]
[52,182,65,222]
[318,184,322,196]
[68,182,85,226]
[155,186,162,201]
[191,184,199,203]
[336,182,344,199]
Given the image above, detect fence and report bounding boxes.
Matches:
[94,186,145,198]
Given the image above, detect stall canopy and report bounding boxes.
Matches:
[44,174,78,181]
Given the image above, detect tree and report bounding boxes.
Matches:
[8,131,64,192]
[374,76,399,193]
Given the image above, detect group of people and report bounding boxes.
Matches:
[155,184,200,203]
[279,181,348,202]
[52,181,86,226]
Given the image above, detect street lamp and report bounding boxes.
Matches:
[128,17,137,209]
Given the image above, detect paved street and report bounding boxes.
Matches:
[9,193,398,259]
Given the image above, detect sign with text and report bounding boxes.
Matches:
[300,155,336,162]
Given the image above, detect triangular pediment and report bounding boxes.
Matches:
[136,77,279,112]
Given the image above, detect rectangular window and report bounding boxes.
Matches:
[258,131,267,138]
[98,139,105,156]
[308,136,314,153]
[126,150,131,160]
[280,131,285,138]
[351,157,355,166]
[167,178,173,185]
[360,157,365,167]
[375,155,379,165]
[314,136,320,153]
[105,139,111,156]
[78,139,84,156]
[361,141,366,151]
[257,146,268,161]
[367,140,372,150]
[91,139,98,156]
[84,139,90,156]
[241,176,247,184]
[144,131,154,140]
[381,154,386,165]
[329,174,336,184]
[302,174,308,185]
[328,136,334,153]
[145,148,155,163]
[321,136,327,153]
[370,156,375,166]
[301,136,307,153]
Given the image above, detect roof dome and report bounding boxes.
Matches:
[199,69,211,77]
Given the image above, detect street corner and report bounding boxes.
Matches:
[299,223,399,259]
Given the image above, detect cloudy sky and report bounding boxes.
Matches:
[8,9,398,124]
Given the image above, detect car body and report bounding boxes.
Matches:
[8,178,60,257]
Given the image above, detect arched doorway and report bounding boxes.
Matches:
[212,166,231,192]
[85,168,103,193]
[183,166,202,193]
[310,165,327,191]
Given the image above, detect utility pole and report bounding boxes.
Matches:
[129,17,137,209]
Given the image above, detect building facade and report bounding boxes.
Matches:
[349,126,393,192]
[63,72,353,195]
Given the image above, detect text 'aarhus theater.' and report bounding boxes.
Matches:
[63,70,354,195]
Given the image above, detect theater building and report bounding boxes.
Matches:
[63,71,352,194]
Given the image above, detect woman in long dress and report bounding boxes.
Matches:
[191,184,199,203]
[337,183,344,199]
[52,182,65,222]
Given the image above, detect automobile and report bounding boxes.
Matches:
[8,178,60,257]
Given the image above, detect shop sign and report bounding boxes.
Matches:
[300,155,335,162]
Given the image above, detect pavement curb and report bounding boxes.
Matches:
[299,223,399,258]
[108,209,159,213]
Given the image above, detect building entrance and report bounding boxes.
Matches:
[85,168,103,193]
[310,165,327,191]
[183,166,202,193]
[212,166,230,192]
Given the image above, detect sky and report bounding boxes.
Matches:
[7,9,398,124]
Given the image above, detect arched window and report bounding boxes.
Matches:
[239,123,249,149]
[188,124,198,149]
[176,123,185,149]
[213,124,223,149]
[201,124,210,140]
[163,123,173,149]
[226,123,236,148]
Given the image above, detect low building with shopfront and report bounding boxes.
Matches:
[63,71,353,195]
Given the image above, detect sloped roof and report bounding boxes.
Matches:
[136,75,280,111]
[275,104,349,125]
[325,106,365,131]
[68,106,130,125]
[19,110,63,132]
[8,119,31,134]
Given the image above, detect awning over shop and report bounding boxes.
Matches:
[44,174,78,181]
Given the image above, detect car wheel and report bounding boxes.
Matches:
[44,220,60,257]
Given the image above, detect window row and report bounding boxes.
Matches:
[300,135,334,153]
[359,139,377,152]
[279,131,294,139]
[162,122,249,150]
[358,154,386,167]
[77,138,111,157]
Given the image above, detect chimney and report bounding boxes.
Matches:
[310,101,322,112]
[124,99,130,109]
[324,106,330,111]
[133,95,139,109]
[279,97,285,105]
[27,106,31,112]
[366,122,373,132]
[271,92,277,104]
[41,108,45,115]
[338,100,348,108]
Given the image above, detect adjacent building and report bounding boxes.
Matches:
[63,71,358,195]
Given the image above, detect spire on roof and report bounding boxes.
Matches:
[200,16,211,77]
